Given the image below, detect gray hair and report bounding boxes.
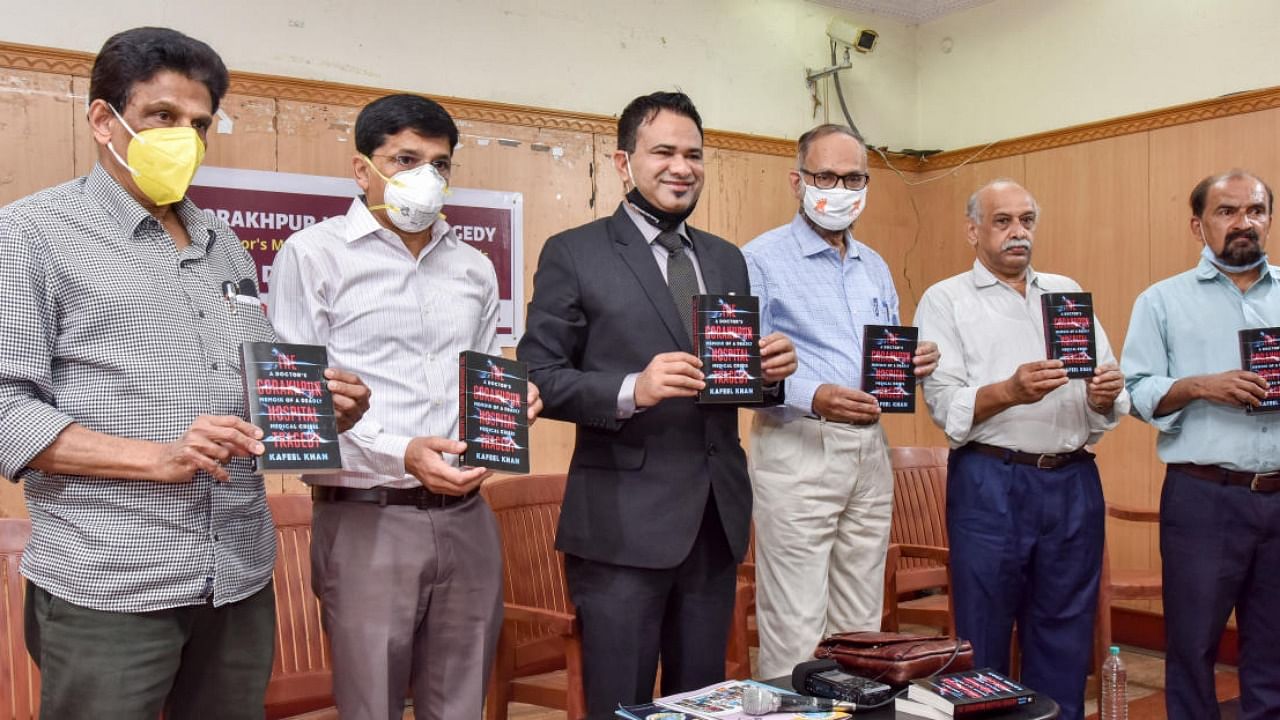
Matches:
[966,178,1040,223]
[796,124,866,168]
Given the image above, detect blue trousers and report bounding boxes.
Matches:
[1161,466,1280,720]
[947,446,1104,720]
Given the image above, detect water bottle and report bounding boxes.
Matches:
[1100,645,1128,720]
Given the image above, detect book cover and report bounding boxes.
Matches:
[1041,292,1097,380]
[1239,327,1280,414]
[239,342,342,473]
[693,294,763,404]
[908,668,1035,717]
[458,351,530,473]
[860,324,918,413]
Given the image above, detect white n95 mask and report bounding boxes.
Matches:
[364,157,448,233]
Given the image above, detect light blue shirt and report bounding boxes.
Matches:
[1122,255,1280,472]
[743,213,900,420]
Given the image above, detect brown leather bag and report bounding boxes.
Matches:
[814,631,974,686]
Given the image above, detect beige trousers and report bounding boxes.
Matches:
[748,412,894,679]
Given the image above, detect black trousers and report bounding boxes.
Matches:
[1161,466,1280,720]
[565,495,738,720]
[25,581,275,720]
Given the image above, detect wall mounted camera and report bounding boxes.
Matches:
[826,18,878,54]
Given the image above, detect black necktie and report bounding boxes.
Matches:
[656,230,697,342]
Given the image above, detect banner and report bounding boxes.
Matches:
[188,166,525,346]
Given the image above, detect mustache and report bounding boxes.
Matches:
[1001,238,1032,251]
[1227,228,1260,243]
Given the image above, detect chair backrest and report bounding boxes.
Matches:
[888,447,950,591]
[0,519,38,720]
[480,474,571,671]
[264,493,333,719]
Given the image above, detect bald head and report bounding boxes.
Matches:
[966,179,1040,282]
[966,179,1039,224]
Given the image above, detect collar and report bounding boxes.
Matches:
[1193,252,1280,283]
[790,212,859,259]
[970,258,1039,289]
[622,201,689,247]
[344,197,452,249]
[86,163,216,251]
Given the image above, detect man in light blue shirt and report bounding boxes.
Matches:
[1122,169,1280,720]
[742,124,937,678]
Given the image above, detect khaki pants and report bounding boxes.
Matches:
[748,413,893,679]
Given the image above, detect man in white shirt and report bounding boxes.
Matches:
[269,94,540,720]
[916,179,1128,720]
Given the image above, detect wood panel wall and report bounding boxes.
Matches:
[4,43,1280,613]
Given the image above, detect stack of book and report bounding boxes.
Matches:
[897,668,1035,718]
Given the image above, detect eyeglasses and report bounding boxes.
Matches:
[800,168,870,191]
[371,153,452,176]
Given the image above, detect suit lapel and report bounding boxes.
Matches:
[609,206,694,351]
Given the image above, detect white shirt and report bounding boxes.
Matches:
[916,260,1129,453]
[269,199,500,488]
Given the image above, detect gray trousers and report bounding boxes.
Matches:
[311,494,503,720]
[24,581,275,720]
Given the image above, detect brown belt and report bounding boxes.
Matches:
[1168,463,1280,493]
[311,485,478,509]
[966,442,1094,470]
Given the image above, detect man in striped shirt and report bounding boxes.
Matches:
[270,94,541,720]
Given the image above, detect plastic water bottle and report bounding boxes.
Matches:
[1100,645,1128,720]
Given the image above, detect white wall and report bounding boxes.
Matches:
[916,0,1280,149]
[0,0,919,147]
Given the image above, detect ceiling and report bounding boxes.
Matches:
[808,0,998,24]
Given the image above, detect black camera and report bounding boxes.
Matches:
[792,658,894,706]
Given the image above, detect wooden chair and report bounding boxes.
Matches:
[265,493,335,719]
[481,473,585,720]
[885,447,953,634]
[725,528,757,680]
[0,519,38,720]
[1093,502,1161,675]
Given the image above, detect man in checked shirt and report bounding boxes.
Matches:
[0,27,369,719]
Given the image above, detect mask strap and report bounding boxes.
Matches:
[105,103,142,176]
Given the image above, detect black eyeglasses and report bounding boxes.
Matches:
[801,168,870,191]
[371,153,452,176]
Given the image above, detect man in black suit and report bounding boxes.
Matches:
[518,91,797,717]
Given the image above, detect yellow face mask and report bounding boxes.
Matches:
[107,104,207,206]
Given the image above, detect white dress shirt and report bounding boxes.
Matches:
[916,260,1129,453]
[269,198,500,488]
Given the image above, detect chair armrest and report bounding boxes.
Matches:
[1106,502,1160,523]
[503,603,577,635]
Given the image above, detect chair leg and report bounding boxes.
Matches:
[565,634,587,720]
[485,623,515,720]
[725,579,752,680]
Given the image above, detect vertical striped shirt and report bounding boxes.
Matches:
[269,199,500,488]
[0,164,276,612]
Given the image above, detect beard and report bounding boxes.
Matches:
[1218,228,1264,266]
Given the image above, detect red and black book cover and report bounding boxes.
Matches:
[239,342,343,473]
[458,351,530,473]
[861,324,918,413]
[1041,292,1098,380]
[1239,327,1280,414]
[908,668,1035,717]
[693,294,763,404]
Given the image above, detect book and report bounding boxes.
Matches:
[458,351,530,473]
[1040,292,1097,379]
[908,668,1035,717]
[239,342,343,473]
[861,324,918,413]
[693,294,763,404]
[895,697,951,720]
[1239,327,1280,413]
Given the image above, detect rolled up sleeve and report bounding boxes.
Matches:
[917,288,978,445]
[1121,291,1183,433]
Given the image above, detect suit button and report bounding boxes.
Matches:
[707,443,717,456]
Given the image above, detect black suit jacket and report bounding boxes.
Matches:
[518,205,767,569]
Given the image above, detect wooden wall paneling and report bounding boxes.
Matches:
[703,149,795,247]
[0,68,75,206]
[203,94,278,171]
[274,100,359,177]
[1147,107,1280,286]
[72,76,94,177]
[1023,133,1160,577]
